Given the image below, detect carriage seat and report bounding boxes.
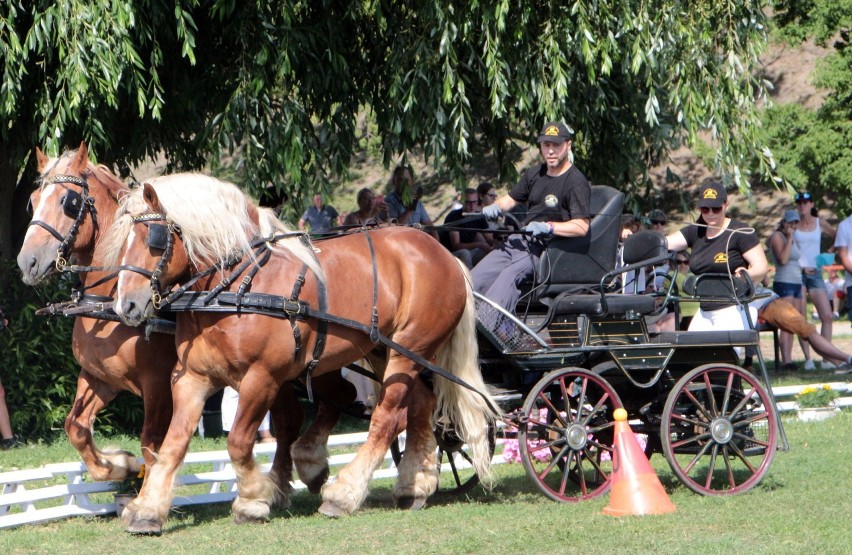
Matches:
[532,184,625,299]
[543,230,671,317]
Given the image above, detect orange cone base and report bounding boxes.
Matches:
[602,472,676,516]
[603,409,676,516]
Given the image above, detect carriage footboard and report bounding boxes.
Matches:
[653,329,759,346]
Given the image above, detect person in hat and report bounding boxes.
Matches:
[767,209,813,369]
[665,180,769,333]
[472,121,591,312]
[648,209,667,233]
[793,191,838,368]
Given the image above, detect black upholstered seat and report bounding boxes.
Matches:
[533,185,624,299]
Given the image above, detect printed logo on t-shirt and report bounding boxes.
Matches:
[545,194,558,208]
[713,253,728,264]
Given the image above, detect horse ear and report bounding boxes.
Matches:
[142,183,164,213]
[35,147,49,172]
[71,142,89,173]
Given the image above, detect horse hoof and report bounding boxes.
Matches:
[233,513,269,525]
[126,519,163,536]
[304,468,330,494]
[395,495,427,511]
[318,501,349,518]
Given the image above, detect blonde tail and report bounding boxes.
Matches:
[433,260,502,487]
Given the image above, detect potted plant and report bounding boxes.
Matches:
[795,385,840,422]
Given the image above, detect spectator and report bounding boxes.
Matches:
[825,267,844,318]
[665,180,769,336]
[649,209,667,233]
[472,121,591,312]
[833,211,852,331]
[671,251,698,330]
[221,387,275,443]
[343,188,388,226]
[477,182,498,209]
[0,312,22,450]
[298,193,339,234]
[385,166,433,226]
[768,210,812,370]
[441,188,493,268]
[752,287,852,374]
[793,191,837,369]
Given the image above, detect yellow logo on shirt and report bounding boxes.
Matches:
[714,253,728,264]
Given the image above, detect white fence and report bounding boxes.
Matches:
[2,382,849,530]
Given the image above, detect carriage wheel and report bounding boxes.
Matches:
[518,367,622,502]
[389,423,497,495]
[661,363,777,496]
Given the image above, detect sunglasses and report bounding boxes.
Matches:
[699,206,724,214]
[795,198,812,204]
[676,259,689,265]
[651,220,665,225]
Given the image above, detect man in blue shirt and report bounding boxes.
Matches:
[298,193,339,234]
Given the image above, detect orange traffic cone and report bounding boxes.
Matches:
[603,408,676,516]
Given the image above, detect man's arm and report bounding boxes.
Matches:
[838,246,852,274]
[492,194,517,213]
[550,218,589,238]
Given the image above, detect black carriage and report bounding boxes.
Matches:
[465,185,784,501]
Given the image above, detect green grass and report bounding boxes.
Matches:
[2,410,850,554]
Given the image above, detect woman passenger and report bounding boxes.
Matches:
[665,181,769,332]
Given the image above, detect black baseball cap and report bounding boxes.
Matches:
[537,121,574,144]
[697,181,727,208]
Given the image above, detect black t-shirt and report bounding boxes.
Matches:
[441,208,488,247]
[509,164,592,225]
[681,219,760,309]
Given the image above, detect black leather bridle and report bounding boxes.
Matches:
[28,173,98,271]
[117,212,182,309]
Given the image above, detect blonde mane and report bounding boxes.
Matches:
[103,174,324,282]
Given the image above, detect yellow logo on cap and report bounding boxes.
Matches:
[703,189,718,199]
[544,125,560,137]
[713,253,728,264]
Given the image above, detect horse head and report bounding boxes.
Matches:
[111,182,190,327]
[17,141,125,284]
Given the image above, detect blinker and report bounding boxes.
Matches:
[62,189,83,218]
[147,223,170,251]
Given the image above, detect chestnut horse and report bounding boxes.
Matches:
[16,144,357,506]
[17,144,174,482]
[105,176,498,534]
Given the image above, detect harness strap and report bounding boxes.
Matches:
[287,266,307,372]
[157,288,498,414]
[364,231,380,342]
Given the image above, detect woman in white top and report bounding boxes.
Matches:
[793,191,837,368]
[768,210,811,368]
